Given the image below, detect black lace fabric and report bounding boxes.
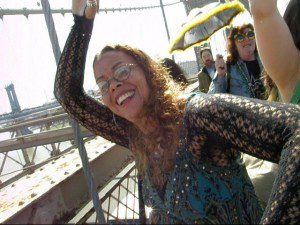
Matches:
[54,15,300,224]
[184,94,300,223]
[54,15,130,148]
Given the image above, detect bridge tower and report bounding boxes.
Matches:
[5,83,21,113]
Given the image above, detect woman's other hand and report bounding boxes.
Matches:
[215,54,227,77]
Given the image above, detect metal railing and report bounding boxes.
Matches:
[0,110,93,187]
[71,163,147,224]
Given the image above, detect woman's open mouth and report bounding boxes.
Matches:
[116,91,135,106]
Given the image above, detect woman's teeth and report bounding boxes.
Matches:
[117,91,135,105]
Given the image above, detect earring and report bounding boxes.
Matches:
[112,113,118,126]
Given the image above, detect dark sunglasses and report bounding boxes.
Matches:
[233,30,255,42]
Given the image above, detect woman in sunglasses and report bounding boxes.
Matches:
[250,0,300,104]
[55,1,299,224]
[209,23,265,100]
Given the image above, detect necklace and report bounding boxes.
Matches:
[153,142,164,161]
[236,62,255,97]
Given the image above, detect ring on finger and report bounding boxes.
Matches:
[87,0,97,8]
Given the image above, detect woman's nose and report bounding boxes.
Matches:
[109,79,122,92]
[244,35,251,41]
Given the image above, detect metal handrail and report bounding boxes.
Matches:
[76,165,137,224]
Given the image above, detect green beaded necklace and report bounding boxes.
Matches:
[236,62,255,98]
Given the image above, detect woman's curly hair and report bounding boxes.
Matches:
[94,45,187,179]
[159,57,188,86]
[227,23,258,65]
[261,69,276,100]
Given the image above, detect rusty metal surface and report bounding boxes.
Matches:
[0,137,133,224]
[0,136,95,189]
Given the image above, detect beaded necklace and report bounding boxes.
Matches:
[236,62,255,98]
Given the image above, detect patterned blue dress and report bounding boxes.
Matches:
[141,93,262,224]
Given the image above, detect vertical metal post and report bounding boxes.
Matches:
[0,153,8,174]
[45,122,60,156]
[73,122,106,224]
[160,0,171,42]
[41,1,105,222]
[138,176,146,224]
[41,0,61,65]
[159,0,175,61]
[16,130,33,169]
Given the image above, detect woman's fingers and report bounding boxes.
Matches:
[215,56,227,76]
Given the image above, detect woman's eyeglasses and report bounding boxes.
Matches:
[233,30,255,43]
[97,64,137,96]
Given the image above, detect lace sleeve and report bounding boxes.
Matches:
[54,15,129,148]
[185,93,300,224]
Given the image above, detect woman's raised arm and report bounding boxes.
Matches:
[54,2,130,148]
[185,93,299,223]
[249,0,300,102]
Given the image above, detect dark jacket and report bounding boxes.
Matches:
[197,67,213,93]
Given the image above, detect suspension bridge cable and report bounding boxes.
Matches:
[0,1,182,18]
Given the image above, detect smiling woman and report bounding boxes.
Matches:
[208,23,265,99]
[54,1,300,224]
[93,50,150,124]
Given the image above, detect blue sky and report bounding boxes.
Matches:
[0,0,290,115]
